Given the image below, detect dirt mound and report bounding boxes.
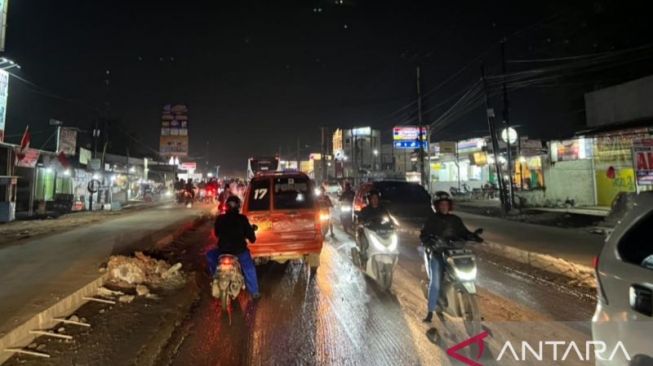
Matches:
[106,251,186,289]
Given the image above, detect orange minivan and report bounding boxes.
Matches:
[242,171,323,271]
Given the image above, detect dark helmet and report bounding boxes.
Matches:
[225,195,241,212]
[432,191,453,212]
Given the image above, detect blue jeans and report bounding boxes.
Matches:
[206,248,259,296]
[424,251,443,313]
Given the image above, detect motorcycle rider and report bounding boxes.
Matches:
[206,196,260,299]
[339,182,355,203]
[420,191,482,323]
[185,178,196,201]
[357,190,390,265]
[317,185,335,238]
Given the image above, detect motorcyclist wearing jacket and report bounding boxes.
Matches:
[206,196,260,299]
[339,182,355,203]
[420,192,481,323]
[356,190,390,265]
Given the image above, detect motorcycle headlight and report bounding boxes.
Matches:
[320,213,330,221]
[387,233,398,252]
[454,266,477,281]
[340,205,351,213]
[369,233,386,251]
[369,233,398,252]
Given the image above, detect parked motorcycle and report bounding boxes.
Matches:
[351,215,399,290]
[421,229,483,335]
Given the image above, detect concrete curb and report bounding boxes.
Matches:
[0,212,210,364]
[398,227,596,288]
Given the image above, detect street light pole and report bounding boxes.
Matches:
[501,39,515,210]
[481,64,507,212]
[416,66,427,187]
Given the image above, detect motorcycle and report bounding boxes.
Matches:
[183,190,194,208]
[339,202,353,233]
[319,208,332,237]
[421,229,483,335]
[211,254,245,312]
[211,225,259,317]
[351,215,399,290]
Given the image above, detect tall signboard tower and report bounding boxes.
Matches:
[159,104,189,158]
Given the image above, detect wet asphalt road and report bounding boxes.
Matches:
[4,212,596,366]
[158,217,595,366]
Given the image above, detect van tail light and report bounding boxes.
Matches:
[594,255,609,305]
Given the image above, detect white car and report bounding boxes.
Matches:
[592,192,653,366]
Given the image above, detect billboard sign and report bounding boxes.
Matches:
[179,161,197,172]
[79,147,92,165]
[15,148,39,168]
[393,126,428,150]
[633,138,653,185]
[393,126,427,141]
[0,0,8,52]
[394,140,428,149]
[0,69,8,142]
[159,104,189,157]
[57,127,77,156]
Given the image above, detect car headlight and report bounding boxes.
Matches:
[340,205,351,212]
[454,266,477,281]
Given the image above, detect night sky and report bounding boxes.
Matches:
[3,0,652,175]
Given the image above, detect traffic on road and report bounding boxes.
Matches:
[1,1,652,365]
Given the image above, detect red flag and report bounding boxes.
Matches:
[16,125,31,161]
[57,150,70,168]
[20,125,31,151]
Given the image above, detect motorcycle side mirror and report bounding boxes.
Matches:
[252,224,259,232]
[474,228,483,235]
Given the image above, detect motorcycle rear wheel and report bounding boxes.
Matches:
[220,291,230,311]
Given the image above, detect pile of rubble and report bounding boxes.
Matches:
[104,251,186,290]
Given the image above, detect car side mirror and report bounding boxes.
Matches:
[252,224,259,232]
[474,228,484,235]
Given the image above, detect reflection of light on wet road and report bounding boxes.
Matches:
[171,226,425,365]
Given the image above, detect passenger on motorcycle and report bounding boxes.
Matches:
[206,196,260,299]
[420,192,482,323]
[357,190,390,264]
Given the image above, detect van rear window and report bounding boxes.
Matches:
[247,179,271,211]
[274,177,314,210]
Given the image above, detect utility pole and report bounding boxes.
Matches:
[481,63,507,212]
[321,127,327,183]
[296,137,300,170]
[500,39,515,210]
[416,66,427,187]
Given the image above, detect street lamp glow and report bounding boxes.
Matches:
[207,172,214,178]
[373,149,379,156]
[63,169,71,176]
[129,166,136,173]
[45,167,54,173]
